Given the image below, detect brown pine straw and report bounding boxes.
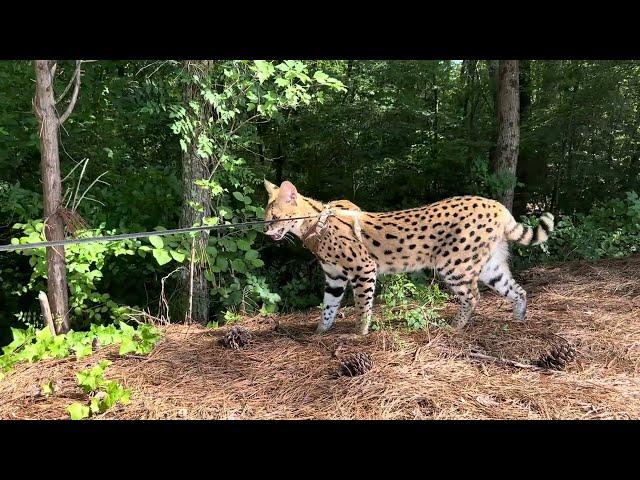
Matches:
[1,255,639,420]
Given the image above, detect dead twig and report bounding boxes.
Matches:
[58,60,82,126]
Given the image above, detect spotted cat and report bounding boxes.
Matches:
[263,180,554,335]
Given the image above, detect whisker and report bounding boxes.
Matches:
[284,232,296,245]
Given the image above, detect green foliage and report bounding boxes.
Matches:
[514,191,640,267]
[67,360,131,420]
[162,60,344,317]
[0,322,161,380]
[10,220,138,327]
[0,181,42,224]
[375,274,450,332]
[469,157,524,200]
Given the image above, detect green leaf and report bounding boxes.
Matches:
[236,239,251,251]
[250,258,265,268]
[149,236,164,249]
[170,250,186,262]
[68,403,91,420]
[73,343,93,359]
[41,381,54,396]
[118,323,134,336]
[215,257,229,270]
[245,249,259,261]
[231,258,247,273]
[119,388,132,405]
[152,249,172,266]
[119,337,138,356]
[254,60,275,83]
[313,71,329,83]
[219,237,237,252]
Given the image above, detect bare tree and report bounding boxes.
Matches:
[492,60,520,212]
[33,60,83,333]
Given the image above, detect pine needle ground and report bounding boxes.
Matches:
[1,255,638,419]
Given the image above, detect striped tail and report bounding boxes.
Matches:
[505,212,554,246]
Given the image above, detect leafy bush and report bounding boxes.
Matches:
[375,273,450,332]
[513,191,640,268]
[0,181,42,226]
[10,220,139,327]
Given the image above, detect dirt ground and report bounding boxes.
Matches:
[1,255,639,420]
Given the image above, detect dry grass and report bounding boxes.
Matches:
[1,255,639,420]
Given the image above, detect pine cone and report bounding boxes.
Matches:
[220,326,252,350]
[536,340,577,370]
[339,352,373,377]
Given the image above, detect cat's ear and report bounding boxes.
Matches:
[278,181,298,205]
[264,179,279,202]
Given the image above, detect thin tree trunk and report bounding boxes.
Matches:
[493,60,520,212]
[486,60,501,163]
[487,60,500,114]
[178,60,213,324]
[34,60,70,333]
[516,60,534,210]
[462,60,479,171]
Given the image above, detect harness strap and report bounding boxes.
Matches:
[300,207,364,253]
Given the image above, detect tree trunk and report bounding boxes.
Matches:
[178,60,213,324]
[487,60,500,114]
[492,60,520,212]
[34,60,70,333]
[486,60,501,163]
[461,60,479,171]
